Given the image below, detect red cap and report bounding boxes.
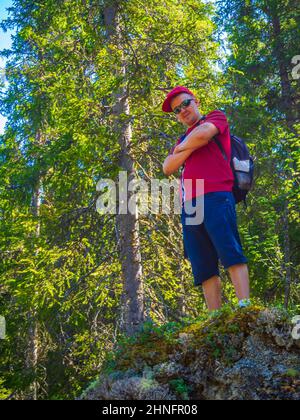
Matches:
[162,86,195,113]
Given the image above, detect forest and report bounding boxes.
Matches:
[0,0,299,400]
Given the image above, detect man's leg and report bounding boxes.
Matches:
[202,193,249,305]
[202,275,222,312]
[228,263,250,301]
[181,198,221,312]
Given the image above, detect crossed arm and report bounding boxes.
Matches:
[162,122,219,176]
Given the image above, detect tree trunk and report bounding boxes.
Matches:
[25,317,39,400]
[269,7,295,308]
[283,199,292,309]
[25,132,42,400]
[104,3,144,335]
[270,10,297,130]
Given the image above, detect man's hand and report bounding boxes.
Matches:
[163,148,195,176]
[173,144,183,154]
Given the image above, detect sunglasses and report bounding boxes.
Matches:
[173,98,194,115]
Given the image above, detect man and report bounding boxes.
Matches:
[162,86,250,312]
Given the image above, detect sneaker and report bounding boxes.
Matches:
[238,299,251,309]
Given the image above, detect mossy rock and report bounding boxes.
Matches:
[80,307,300,400]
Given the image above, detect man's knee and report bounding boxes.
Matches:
[202,275,221,289]
[227,262,248,271]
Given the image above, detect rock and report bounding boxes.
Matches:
[82,375,176,400]
[152,362,186,382]
[80,307,300,400]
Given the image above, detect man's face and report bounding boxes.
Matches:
[170,93,201,128]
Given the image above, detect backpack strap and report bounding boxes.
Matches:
[213,137,228,162]
[201,114,228,161]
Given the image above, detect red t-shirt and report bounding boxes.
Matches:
[169,110,234,202]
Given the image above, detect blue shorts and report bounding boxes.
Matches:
[181,191,248,287]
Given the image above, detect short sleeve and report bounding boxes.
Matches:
[205,110,228,135]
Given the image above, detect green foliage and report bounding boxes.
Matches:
[0,378,11,400]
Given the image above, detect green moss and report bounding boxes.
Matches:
[284,369,300,378]
[102,319,187,373]
[182,306,262,342]
[139,378,158,391]
[169,378,190,400]
[80,378,102,399]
